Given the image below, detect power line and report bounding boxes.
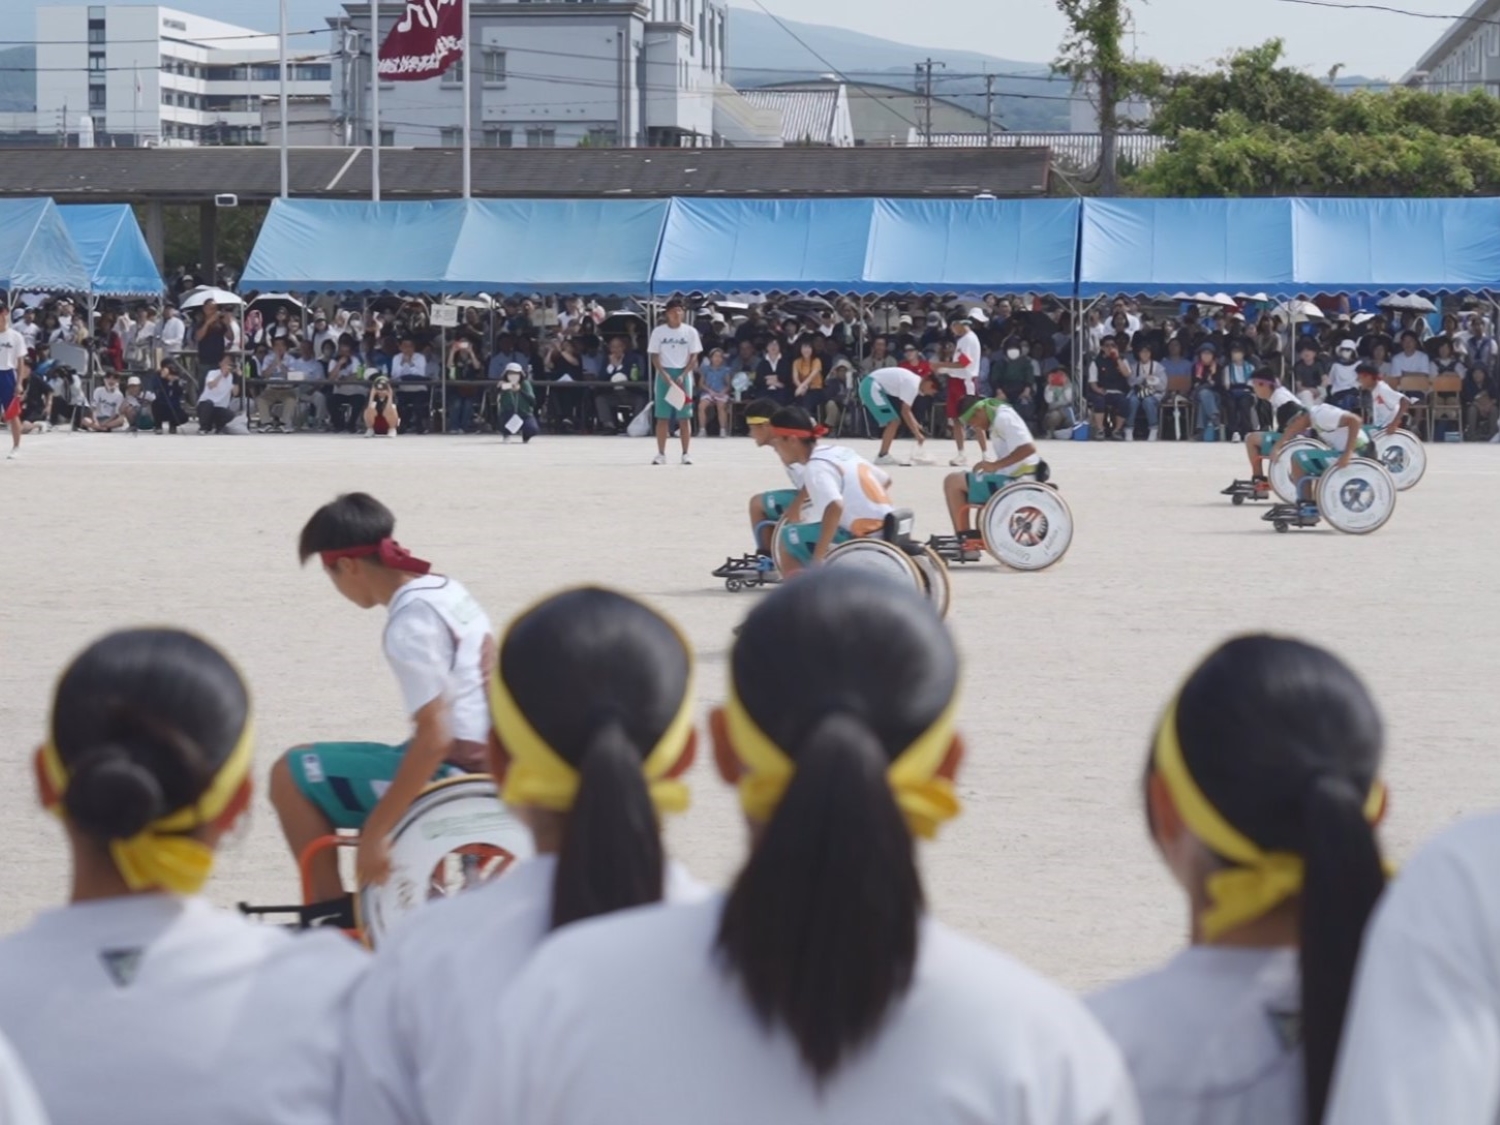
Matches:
[0,28,328,46]
[1269,0,1500,23]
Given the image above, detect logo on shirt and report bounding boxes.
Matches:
[100,947,144,987]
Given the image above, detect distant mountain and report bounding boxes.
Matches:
[725,7,1074,133]
[0,47,36,113]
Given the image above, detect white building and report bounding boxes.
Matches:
[34,5,331,146]
[329,0,728,148]
[1402,0,1500,92]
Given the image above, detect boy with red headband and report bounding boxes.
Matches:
[270,492,494,903]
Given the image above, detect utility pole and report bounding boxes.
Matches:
[984,73,995,147]
[917,57,945,146]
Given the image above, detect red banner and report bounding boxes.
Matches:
[378,0,464,82]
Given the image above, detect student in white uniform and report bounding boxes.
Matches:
[1088,635,1388,1125]
[934,316,989,466]
[0,1033,47,1125]
[270,492,494,907]
[1356,362,1411,437]
[0,302,30,460]
[1236,369,1306,493]
[742,399,803,556]
[453,570,1139,1125]
[1326,811,1500,1125]
[340,586,704,1125]
[942,394,1040,560]
[0,628,366,1125]
[858,364,939,466]
[1271,401,1372,515]
[767,406,897,576]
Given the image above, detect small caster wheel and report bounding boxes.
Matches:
[1232,493,1245,506]
[725,578,744,592]
[1273,520,1289,534]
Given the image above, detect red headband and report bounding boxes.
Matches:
[772,425,828,439]
[319,538,431,574]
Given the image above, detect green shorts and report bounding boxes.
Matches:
[965,464,1036,505]
[287,741,465,830]
[653,369,693,420]
[782,523,854,565]
[1257,432,1280,456]
[859,377,899,427]
[761,488,798,521]
[1293,447,1340,476]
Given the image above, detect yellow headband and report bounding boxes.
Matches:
[40,723,254,896]
[1153,698,1385,940]
[725,686,961,839]
[487,622,695,816]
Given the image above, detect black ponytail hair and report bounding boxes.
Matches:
[51,629,250,846]
[717,569,960,1081]
[499,587,692,931]
[1162,635,1385,1124]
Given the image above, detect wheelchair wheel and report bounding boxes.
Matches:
[1317,460,1397,535]
[1373,428,1426,491]
[979,482,1074,571]
[769,515,797,577]
[1269,436,1327,504]
[357,775,533,947]
[910,545,952,619]
[823,537,924,593]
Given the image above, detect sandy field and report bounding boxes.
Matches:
[3,429,1498,991]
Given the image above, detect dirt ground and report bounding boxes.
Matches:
[4,429,1497,991]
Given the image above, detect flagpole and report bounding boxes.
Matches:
[278,0,289,198]
[461,0,472,200]
[370,0,382,201]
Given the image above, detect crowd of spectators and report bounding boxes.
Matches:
[9,290,1499,443]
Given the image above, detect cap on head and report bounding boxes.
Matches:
[126,375,141,385]
[1338,338,1357,351]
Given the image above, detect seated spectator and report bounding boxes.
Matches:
[756,338,791,404]
[1462,361,1499,441]
[82,372,127,432]
[326,338,367,433]
[1222,343,1256,440]
[991,337,1036,425]
[1161,337,1192,382]
[197,356,237,434]
[364,374,399,438]
[121,375,152,430]
[594,335,647,433]
[445,337,485,434]
[790,339,824,420]
[542,335,588,431]
[822,357,852,431]
[1432,337,1465,380]
[40,356,86,429]
[496,363,538,444]
[1326,339,1363,411]
[151,359,190,434]
[1192,343,1224,439]
[390,337,431,434]
[1126,342,1165,441]
[256,338,298,432]
[1292,337,1328,406]
[1087,335,1131,440]
[1042,370,1077,437]
[288,340,329,432]
[698,347,733,436]
[1389,331,1432,379]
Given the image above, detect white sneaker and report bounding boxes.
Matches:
[364,430,376,439]
[1125,430,1134,442]
[681,454,693,465]
[386,430,397,439]
[1491,431,1500,444]
[5,449,17,460]
[911,450,936,466]
[1148,427,1159,442]
[652,453,666,465]
[948,455,968,467]
[876,453,900,466]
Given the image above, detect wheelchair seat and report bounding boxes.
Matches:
[881,508,916,544]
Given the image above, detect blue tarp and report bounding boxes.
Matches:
[241,199,471,293]
[0,198,89,294]
[864,199,1081,295]
[1078,198,1297,298]
[59,204,164,298]
[445,199,668,295]
[1291,198,1500,295]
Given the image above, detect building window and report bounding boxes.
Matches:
[252,64,279,82]
[293,64,331,81]
[482,48,506,85]
[366,128,395,146]
[440,127,463,146]
[586,127,618,146]
[88,26,105,44]
[483,127,512,147]
[88,53,105,71]
[92,115,106,135]
[525,127,555,148]
[88,85,106,109]
[442,58,464,85]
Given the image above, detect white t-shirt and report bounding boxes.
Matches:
[0,1033,46,1125]
[804,446,894,536]
[382,575,494,745]
[1327,360,1360,394]
[982,402,1039,472]
[868,366,923,405]
[451,899,1139,1125]
[1307,403,1367,452]
[1326,811,1500,1125]
[648,323,704,371]
[1267,385,1303,430]
[1089,947,1301,1125]
[200,367,234,408]
[161,316,186,350]
[342,855,706,1125]
[1388,350,1431,378]
[18,319,40,347]
[92,385,125,420]
[0,895,366,1125]
[0,327,26,373]
[951,330,981,394]
[390,353,427,381]
[1369,381,1408,428]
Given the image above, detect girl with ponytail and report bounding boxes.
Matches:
[341,587,703,1125]
[457,570,1136,1125]
[1088,634,1387,1125]
[0,628,367,1125]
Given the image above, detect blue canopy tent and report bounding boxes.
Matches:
[651,198,877,295]
[446,199,668,296]
[1291,198,1500,297]
[0,198,89,294]
[241,199,471,293]
[863,198,1080,295]
[59,204,163,298]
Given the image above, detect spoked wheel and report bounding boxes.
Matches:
[910,545,952,619]
[979,482,1075,571]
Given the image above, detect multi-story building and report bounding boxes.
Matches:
[1402,0,1500,93]
[34,5,331,146]
[329,0,728,148]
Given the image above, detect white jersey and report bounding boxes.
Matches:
[1267,385,1303,430]
[0,895,366,1125]
[983,402,1040,473]
[951,330,981,394]
[1089,947,1301,1125]
[383,575,494,748]
[1327,360,1360,394]
[91,386,124,421]
[341,856,706,1125]
[0,1032,46,1125]
[0,327,26,373]
[450,899,1139,1125]
[1326,811,1500,1125]
[648,324,703,371]
[1368,381,1408,429]
[1307,403,1368,453]
[804,445,894,537]
[868,366,923,405]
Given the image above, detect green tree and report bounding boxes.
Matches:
[134,203,268,282]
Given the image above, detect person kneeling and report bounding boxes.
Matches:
[769,406,894,577]
[364,375,400,438]
[942,395,1040,561]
